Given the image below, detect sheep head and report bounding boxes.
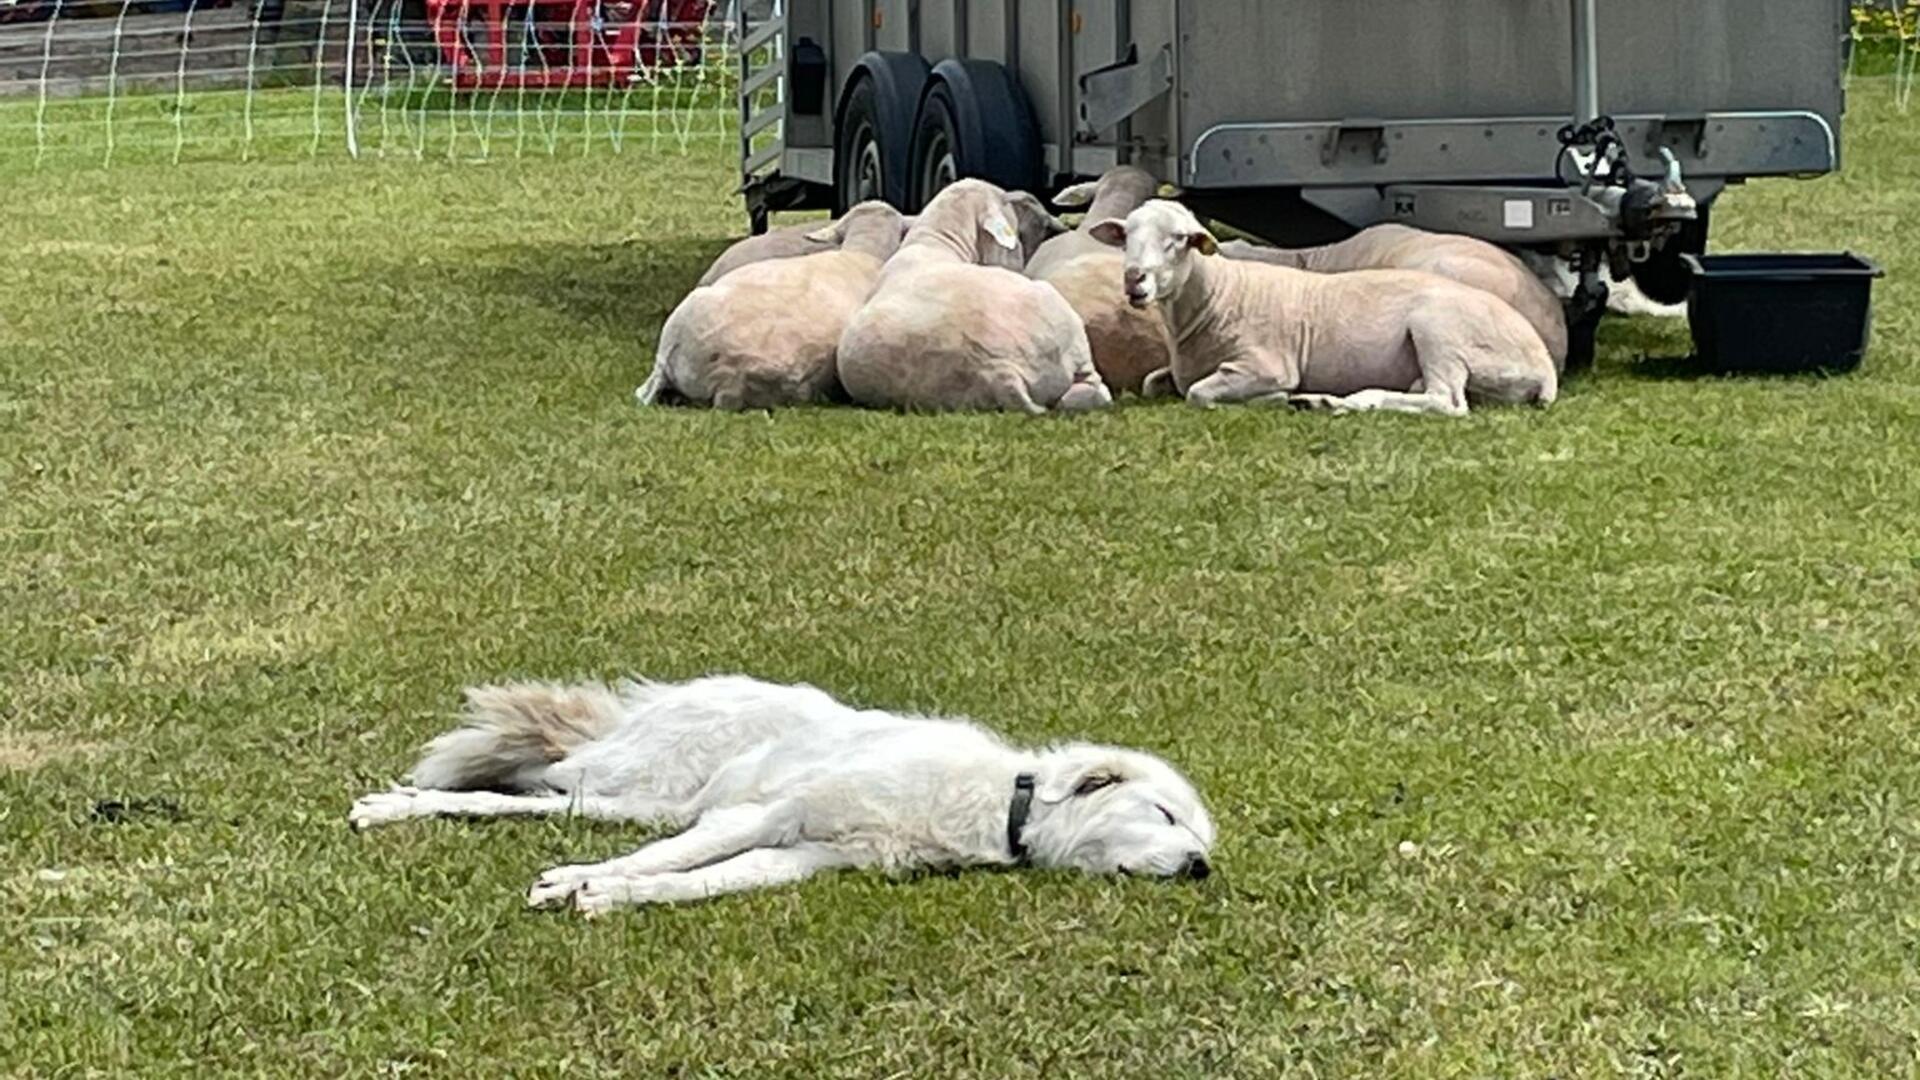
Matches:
[1089,199,1218,309]
[914,179,1028,271]
[1052,166,1159,225]
[810,201,911,260]
[1005,190,1072,263]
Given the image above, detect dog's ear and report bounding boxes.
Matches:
[1036,748,1141,804]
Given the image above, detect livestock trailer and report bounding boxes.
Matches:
[734,1,1849,359]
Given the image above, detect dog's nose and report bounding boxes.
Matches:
[1178,854,1211,881]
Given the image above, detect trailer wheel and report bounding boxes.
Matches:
[908,59,1043,210]
[1629,208,1711,305]
[833,52,930,214]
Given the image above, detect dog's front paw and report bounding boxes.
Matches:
[570,877,634,918]
[527,863,604,909]
[348,787,421,831]
[526,860,607,907]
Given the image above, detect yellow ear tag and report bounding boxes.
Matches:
[985,213,1020,250]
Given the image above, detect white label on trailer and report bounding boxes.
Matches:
[1504,200,1536,230]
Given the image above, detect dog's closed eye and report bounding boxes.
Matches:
[1074,772,1123,797]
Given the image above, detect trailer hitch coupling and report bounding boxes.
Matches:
[1556,117,1697,241]
[1555,117,1700,371]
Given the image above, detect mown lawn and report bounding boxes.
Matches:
[3,82,1919,1077]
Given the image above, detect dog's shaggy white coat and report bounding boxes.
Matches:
[350,675,1214,914]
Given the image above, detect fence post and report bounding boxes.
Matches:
[345,0,361,157]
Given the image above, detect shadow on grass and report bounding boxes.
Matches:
[462,236,725,334]
[1622,353,1858,383]
[1592,309,1864,383]
[1597,314,1765,383]
[1620,354,1741,382]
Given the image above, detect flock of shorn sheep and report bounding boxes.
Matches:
[641,167,1571,418]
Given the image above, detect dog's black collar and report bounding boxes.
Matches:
[1007,772,1037,864]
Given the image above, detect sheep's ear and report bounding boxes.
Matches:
[1052,180,1100,209]
[1188,229,1220,256]
[1087,218,1128,247]
[1037,749,1140,804]
[981,205,1021,251]
[804,220,842,243]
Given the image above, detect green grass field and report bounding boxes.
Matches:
[4,82,1919,1077]
[2,84,735,169]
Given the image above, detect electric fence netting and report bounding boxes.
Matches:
[0,0,751,168]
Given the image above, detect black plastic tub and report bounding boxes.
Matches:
[1682,253,1885,373]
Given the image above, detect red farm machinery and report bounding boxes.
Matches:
[424,0,713,89]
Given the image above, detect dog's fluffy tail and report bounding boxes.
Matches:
[409,681,630,792]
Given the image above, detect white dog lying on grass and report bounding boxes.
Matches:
[349,675,1214,914]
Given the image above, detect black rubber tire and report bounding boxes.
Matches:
[1629,207,1711,305]
[908,59,1044,211]
[832,51,929,214]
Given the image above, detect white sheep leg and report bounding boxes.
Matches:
[1284,317,1475,417]
[1140,367,1180,399]
[1186,361,1289,409]
[1286,388,1470,417]
[635,366,670,406]
[1057,379,1115,412]
[992,377,1052,416]
[568,843,865,915]
[527,801,799,907]
[1410,306,1554,409]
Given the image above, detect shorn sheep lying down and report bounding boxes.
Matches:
[837,179,1113,415]
[640,202,907,410]
[697,221,837,288]
[1093,201,1558,417]
[1024,166,1177,395]
[1218,223,1570,371]
[695,190,1065,287]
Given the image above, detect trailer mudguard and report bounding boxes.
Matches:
[833,51,932,212]
[919,58,1044,197]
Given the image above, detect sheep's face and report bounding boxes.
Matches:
[1088,200,1217,309]
[1006,191,1071,263]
